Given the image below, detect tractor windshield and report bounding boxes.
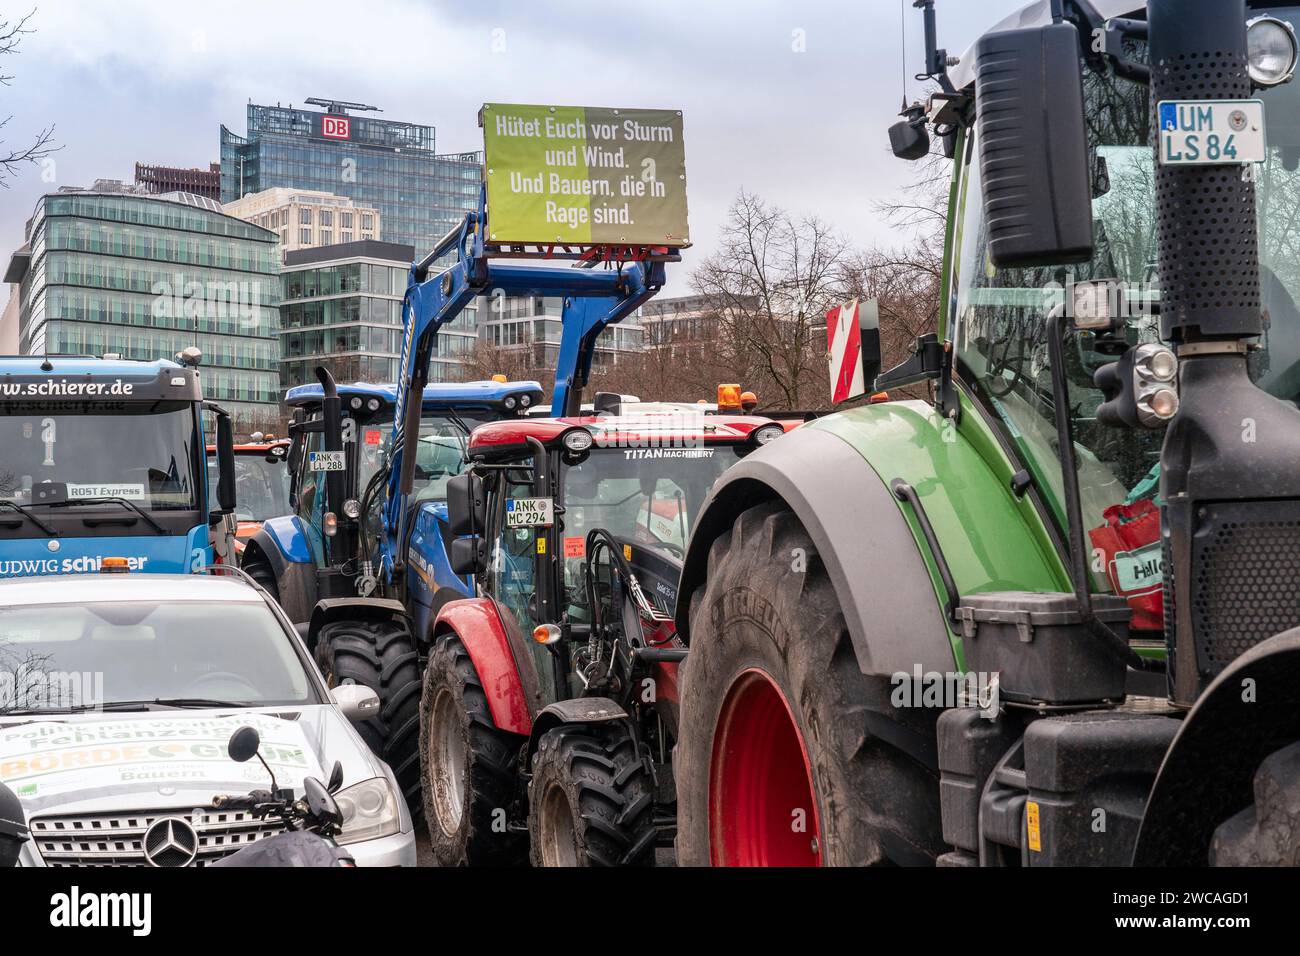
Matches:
[356,412,490,503]
[954,53,1300,573]
[558,442,747,607]
[220,453,290,522]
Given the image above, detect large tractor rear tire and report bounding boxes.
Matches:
[315,619,422,811]
[1210,741,1300,865]
[527,723,656,867]
[674,501,944,867]
[419,633,528,866]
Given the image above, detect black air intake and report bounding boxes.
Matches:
[1150,0,1260,341]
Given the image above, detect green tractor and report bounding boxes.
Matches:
[671,0,1300,866]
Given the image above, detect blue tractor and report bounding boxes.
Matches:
[242,377,543,629]
[240,374,543,802]
[0,352,238,579]
[259,190,672,806]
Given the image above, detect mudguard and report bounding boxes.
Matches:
[675,424,956,677]
[257,515,315,565]
[526,698,630,762]
[675,400,1071,677]
[1132,627,1300,866]
[434,599,535,736]
[308,597,408,648]
[245,516,317,625]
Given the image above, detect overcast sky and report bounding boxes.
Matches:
[0,0,1032,278]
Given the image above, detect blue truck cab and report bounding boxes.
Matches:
[0,354,236,579]
[243,378,542,637]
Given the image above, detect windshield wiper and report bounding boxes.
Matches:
[0,500,58,536]
[0,701,154,716]
[139,697,248,709]
[43,496,167,534]
[1,697,248,716]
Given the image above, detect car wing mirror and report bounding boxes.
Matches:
[330,683,381,721]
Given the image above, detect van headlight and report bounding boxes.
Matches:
[1248,15,1298,87]
[334,777,401,845]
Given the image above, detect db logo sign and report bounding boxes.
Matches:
[321,116,351,140]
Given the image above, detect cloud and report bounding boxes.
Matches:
[0,0,1031,267]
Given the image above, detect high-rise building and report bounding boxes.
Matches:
[5,186,282,429]
[224,187,381,256]
[220,98,481,256]
[135,162,222,201]
[279,240,478,390]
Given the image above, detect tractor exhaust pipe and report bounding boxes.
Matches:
[1151,0,1300,704]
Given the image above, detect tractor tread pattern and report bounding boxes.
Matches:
[528,723,656,867]
[315,618,422,812]
[420,633,527,866]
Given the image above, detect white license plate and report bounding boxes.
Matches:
[1158,99,1266,165]
[507,497,553,528]
[308,450,346,472]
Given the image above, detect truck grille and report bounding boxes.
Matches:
[30,807,285,867]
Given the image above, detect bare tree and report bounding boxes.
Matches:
[691,191,848,409]
[0,10,58,186]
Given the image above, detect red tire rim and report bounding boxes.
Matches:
[709,667,822,866]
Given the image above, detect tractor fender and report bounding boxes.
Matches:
[255,515,314,565]
[308,597,409,652]
[433,599,536,736]
[244,518,316,625]
[1132,626,1300,866]
[674,425,955,678]
[526,698,631,764]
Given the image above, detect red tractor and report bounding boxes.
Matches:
[419,407,787,865]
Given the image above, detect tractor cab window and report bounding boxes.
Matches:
[355,413,485,505]
[953,58,1300,593]
[557,443,743,622]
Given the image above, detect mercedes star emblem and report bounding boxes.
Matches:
[142,817,199,867]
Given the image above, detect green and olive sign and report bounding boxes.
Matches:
[481,103,689,247]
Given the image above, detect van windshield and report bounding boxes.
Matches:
[0,400,200,512]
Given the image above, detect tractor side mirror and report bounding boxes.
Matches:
[447,473,485,536]
[974,21,1094,268]
[450,536,488,576]
[214,411,237,516]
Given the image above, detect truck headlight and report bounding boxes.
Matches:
[1248,15,1298,87]
[334,777,401,845]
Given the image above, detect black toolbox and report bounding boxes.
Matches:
[955,592,1130,705]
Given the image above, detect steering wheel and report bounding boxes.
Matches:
[182,671,261,701]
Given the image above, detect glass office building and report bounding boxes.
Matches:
[6,188,282,430]
[279,240,478,390]
[221,100,482,257]
[479,294,644,369]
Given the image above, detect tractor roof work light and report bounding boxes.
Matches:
[752,423,785,446]
[1248,15,1298,87]
[562,428,593,452]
